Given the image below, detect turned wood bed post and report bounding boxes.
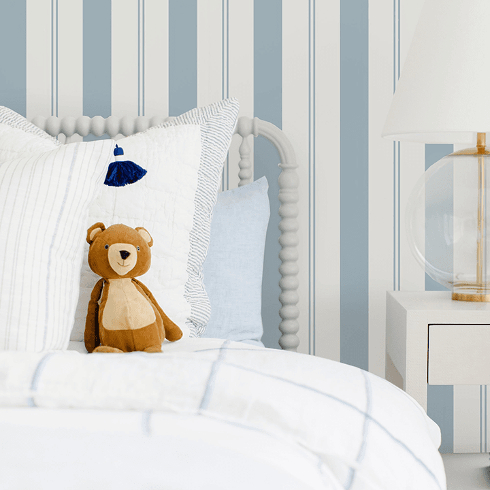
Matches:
[236,117,300,351]
[31,114,300,352]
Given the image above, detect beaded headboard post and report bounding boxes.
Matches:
[31,115,300,351]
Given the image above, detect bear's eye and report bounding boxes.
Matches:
[137,246,140,251]
[104,244,109,250]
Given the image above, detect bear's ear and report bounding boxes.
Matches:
[87,222,106,244]
[135,227,153,247]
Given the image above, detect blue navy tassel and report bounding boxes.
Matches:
[104,145,147,187]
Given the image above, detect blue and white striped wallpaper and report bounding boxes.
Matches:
[0,0,485,454]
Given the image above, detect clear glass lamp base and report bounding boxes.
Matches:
[406,143,490,303]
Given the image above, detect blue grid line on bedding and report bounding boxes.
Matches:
[345,369,372,490]
[199,340,230,411]
[28,352,55,407]
[218,360,441,489]
[142,410,152,436]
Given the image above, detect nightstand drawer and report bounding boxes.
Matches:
[428,324,490,385]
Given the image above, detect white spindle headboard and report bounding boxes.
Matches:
[31,115,300,351]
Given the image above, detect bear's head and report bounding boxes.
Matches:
[86,222,153,279]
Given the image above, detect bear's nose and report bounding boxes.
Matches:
[119,250,130,260]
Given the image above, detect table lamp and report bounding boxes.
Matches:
[383,0,490,302]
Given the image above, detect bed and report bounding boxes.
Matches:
[0,100,446,489]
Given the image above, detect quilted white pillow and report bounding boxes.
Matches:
[73,125,202,340]
[72,98,239,340]
[0,121,115,351]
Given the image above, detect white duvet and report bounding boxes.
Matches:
[0,339,446,490]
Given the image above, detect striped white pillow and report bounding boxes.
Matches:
[0,134,115,351]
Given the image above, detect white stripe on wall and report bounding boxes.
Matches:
[138,0,144,116]
[197,0,222,108]
[399,0,425,292]
[368,0,394,378]
[453,153,476,287]
[228,0,254,191]
[222,0,229,190]
[311,0,340,359]
[282,0,310,355]
[144,0,169,117]
[58,0,82,120]
[112,0,139,117]
[400,150,425,292]
[51,0,58,117]
[26,0,52,119]
[393,0,401,292]
[196,0,224,185]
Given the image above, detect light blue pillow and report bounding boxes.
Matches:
[202,177,270,344]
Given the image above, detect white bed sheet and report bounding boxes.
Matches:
[0,338,446,490]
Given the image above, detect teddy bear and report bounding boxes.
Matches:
[84,222,183,353]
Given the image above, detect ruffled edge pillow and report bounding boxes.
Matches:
[153,98,239,336]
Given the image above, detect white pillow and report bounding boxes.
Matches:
[0,120,115,351]
[72,99,239,340]
[73,125,202,340]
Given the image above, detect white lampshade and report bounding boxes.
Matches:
[382,0,490,145]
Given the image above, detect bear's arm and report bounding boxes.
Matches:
[84,278,104,353]
[132,278,183,342]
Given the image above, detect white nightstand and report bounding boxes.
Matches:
[386,291,490,411]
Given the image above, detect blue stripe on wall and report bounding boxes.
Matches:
[169,0,197,116]
[425,143,454,454]
[0,1,26,116]
[254,0,282,349]
[428,384,454,453]
[83,0,111,119]
[339,0,369,370]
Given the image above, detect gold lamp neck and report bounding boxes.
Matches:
[450,132,490,156]
[477,132,487,150]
